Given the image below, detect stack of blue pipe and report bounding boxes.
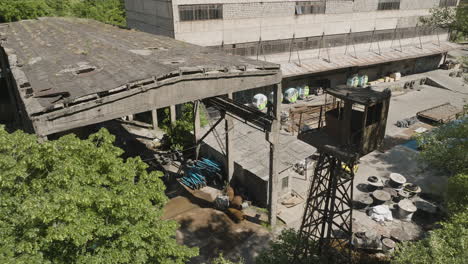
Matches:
[181,158,222,190]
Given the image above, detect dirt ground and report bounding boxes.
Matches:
[163,195,272,264]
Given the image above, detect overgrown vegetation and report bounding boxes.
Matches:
[420,4,468,42]
[162,103,208,151]
[0,0,126,26]
[210,254,244,264]
[415,118,468,175]
[393,118,468,264]
[0,127,198,263]
[256,229,318,264]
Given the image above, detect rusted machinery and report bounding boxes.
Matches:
[295,87,391,263]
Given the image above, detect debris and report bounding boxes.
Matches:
[226,208,245,223]
[369,205,393,223]
[414,199,437,215]
[227,186,235,202]
[281,192,304,208]
[352,230,382,250]
[214,195,230,210]
[414,127,428,133]
[396,116,418,128]
[231,195,243,210]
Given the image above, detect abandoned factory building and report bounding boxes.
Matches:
[125,0,460,99]
[123,0,460,206]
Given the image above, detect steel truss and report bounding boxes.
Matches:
[295,151,356,264]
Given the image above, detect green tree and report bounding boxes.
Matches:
[0,127,198,263]
[392,211,468,264]
[415,118,468,175]
[256,229,318,264]
[420,4,468,40]
[393,118,468,264]
[0,0,127,26]
[0,0,52,22]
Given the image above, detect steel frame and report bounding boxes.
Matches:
[295,151,356,264]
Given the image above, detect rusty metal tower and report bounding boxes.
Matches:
[295,87,392,263]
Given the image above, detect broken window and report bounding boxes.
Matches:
[295,1,326,15]
[439,0,458,7]
[179,4,223,21]
[377,0,400,10]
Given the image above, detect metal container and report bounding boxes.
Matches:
[367,176,383,192]
[354,194,374,211]
[372,190,391,206]
[382,238,396,253]
[398,199,417,221]
[389,173,406,188]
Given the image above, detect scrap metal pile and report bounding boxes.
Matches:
[180,158,222,190]
[352,173,439,253]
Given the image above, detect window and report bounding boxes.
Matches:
[179,4,223,21]
[439,0,458,7]
[377,0,400,10]
[282,177,289,190]
[295,1,326,15]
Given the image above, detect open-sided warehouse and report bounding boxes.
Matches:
[0,17,281,138]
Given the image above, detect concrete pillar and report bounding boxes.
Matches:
[151,109,158,130]
[170,105,176,125]
[267,83,282,228]
[193,101,201,160]
[225,93,234,183]
[127,115,134,121]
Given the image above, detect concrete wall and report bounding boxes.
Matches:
[125,0,175,37]
[170,0,443,46]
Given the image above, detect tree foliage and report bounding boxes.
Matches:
[393,117,468,264]
[0,127,198,263]
[420,5,468,39]
[0,0,126,26]
[256,229,318,264]
[392,211,468,264]
[415,117,468,175]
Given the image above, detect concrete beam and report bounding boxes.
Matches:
[225,93,234,183]
[151,109,158,129]
[268,83,282,228]
[31,73,281,137]
[193,101,201,159]
[170,105,177,125]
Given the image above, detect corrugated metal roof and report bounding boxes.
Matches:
[0,17,280,113]
[252,41,460,78]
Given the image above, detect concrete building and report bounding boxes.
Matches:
[124,0,461,208]
[125,0,460,96]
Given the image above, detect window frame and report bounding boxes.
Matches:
[439,0,458,7]
[179,4,223,22]
[295,1,326,15]
[377,0,401,11]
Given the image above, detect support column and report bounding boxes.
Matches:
[225,93,234,183]
[267,83,282,228]
[170,105,176,125]
[127,115,134,121]
[151,109,158,130]
[193,101,201,160]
